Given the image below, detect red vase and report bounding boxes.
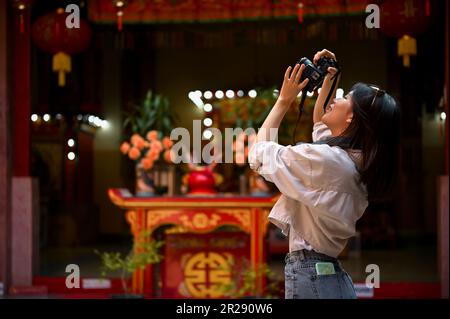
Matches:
[188,167,217,195]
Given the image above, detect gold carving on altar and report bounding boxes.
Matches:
[146,210,180,231]
[125,211,139,236]
[165,225,190,234]
[216,209,251,232]
[182,252,232,298]
[179,213,221,231]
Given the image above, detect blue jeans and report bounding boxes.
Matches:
[284,250,357,299]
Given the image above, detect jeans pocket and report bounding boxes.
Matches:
[312,273,343,299]
[311,271,357,299]
[285,261,317,299]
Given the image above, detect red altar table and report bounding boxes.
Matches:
[108,188,277,298]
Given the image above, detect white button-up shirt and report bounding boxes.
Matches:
[248,121,368,258]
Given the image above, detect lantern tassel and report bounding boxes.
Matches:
[117,12,123,31]
[297,2,304,23]
[402,55,411,68]
[52,52,71,87]
[398,35,417,68]
[19,14,24,33]
[58,71,66,87]
[426,0,430,16]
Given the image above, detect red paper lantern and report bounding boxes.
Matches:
[380,0,431,38]
[380,0,431,67]
[31,8,92,86]
[31,8,92,55]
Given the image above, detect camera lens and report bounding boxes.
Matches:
[298,57,313,67]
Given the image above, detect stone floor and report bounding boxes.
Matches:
[39,239,438,283]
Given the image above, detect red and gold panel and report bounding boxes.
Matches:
[146,209,252,234]
[162,232,249,298]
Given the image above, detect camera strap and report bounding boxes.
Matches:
[292,69,341,145]
[323,70,341,112]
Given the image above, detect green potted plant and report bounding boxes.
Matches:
[95,230,164,298]
[219,259,282,299]
[123,90,177,137]
[120,90,178,196]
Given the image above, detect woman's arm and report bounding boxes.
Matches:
[255,99,291,142]
[312,49,339,124]
[256,64,309,143]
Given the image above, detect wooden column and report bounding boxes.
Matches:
[439,0,449,299]
[11,178,39,286]
[438,176,448,299]
[9,3,38,291]
[446,0,449,176]
[0,1,12,295]
[12,4,30,177]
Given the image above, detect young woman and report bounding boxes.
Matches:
[248,49,400,299]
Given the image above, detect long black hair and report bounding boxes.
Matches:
[320,82,401,203]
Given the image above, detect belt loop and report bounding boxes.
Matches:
[300,250,305,261]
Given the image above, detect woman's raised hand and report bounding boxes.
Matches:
[278,64,309,105]
[313,49,338,76]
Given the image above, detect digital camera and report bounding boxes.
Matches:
[297,56,339,92]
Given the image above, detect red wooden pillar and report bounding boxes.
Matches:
[0,0,12,295]
[9,3,40,292]
[445,0,449,176]
[12,4,30,176]
[439,0,449,299]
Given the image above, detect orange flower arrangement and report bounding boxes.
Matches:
[120,130,174,170]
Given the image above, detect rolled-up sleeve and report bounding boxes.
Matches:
[248,140,368,220]
[248,141,313,201]
[312,121,332,142]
